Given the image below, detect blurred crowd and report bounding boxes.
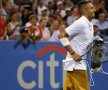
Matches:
[0,0,108,42]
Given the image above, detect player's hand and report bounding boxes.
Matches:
[71,52,81,61]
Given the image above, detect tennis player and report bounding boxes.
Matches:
[58,1,96,90]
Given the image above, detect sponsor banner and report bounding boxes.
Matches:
[0,41,108,90]
[0,41,66,90]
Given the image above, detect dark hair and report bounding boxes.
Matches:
[79,1,90,8]
[78,1,91,13]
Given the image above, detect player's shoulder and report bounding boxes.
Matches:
[71,16,86,27]
[76,16,87,23]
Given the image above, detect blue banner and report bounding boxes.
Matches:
[0,41,108,90]
[0,41,66,90]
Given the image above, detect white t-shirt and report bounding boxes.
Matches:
[64,16,94,71]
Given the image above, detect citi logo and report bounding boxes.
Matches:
[17,44,66,90]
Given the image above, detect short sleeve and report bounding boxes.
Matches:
[65,20,82,37]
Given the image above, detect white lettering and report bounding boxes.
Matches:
[38,61,44,88]
[17,60,36,89]
[17,54,61,89]
[47,54,60,88]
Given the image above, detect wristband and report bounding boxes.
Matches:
[59,37,70,46]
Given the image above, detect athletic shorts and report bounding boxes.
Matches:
[63,70,90,90]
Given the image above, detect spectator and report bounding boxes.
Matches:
[6,12,21,40]
[21,9,29,26]
[17,28,35,45]
[21,0,33,11]
[50,20,60,35]
[17,4,25,18]
[99,0,107,12]
[28,15,42,41]
[17,4,25,24]
[47,1,54,14]
[66,6,80,26]
[65,0,74,11]
[43,0,53,5]
[13,0,21,10]
[37,0,46,15]
[56,1,66,18]
[63,10,72,22]
[25,14,39,30]
[49,24,66,41]
[31,3,38,15]
[93,0,107,19]
[38,6,48,21]
[53,11,66,25]
[0,7,7,40]
[52,0,58,12]
[46,13,55,29]
[93,11,108,38]
[2,1,13,19]
[40,17,51,41]
[0,0,107,42]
